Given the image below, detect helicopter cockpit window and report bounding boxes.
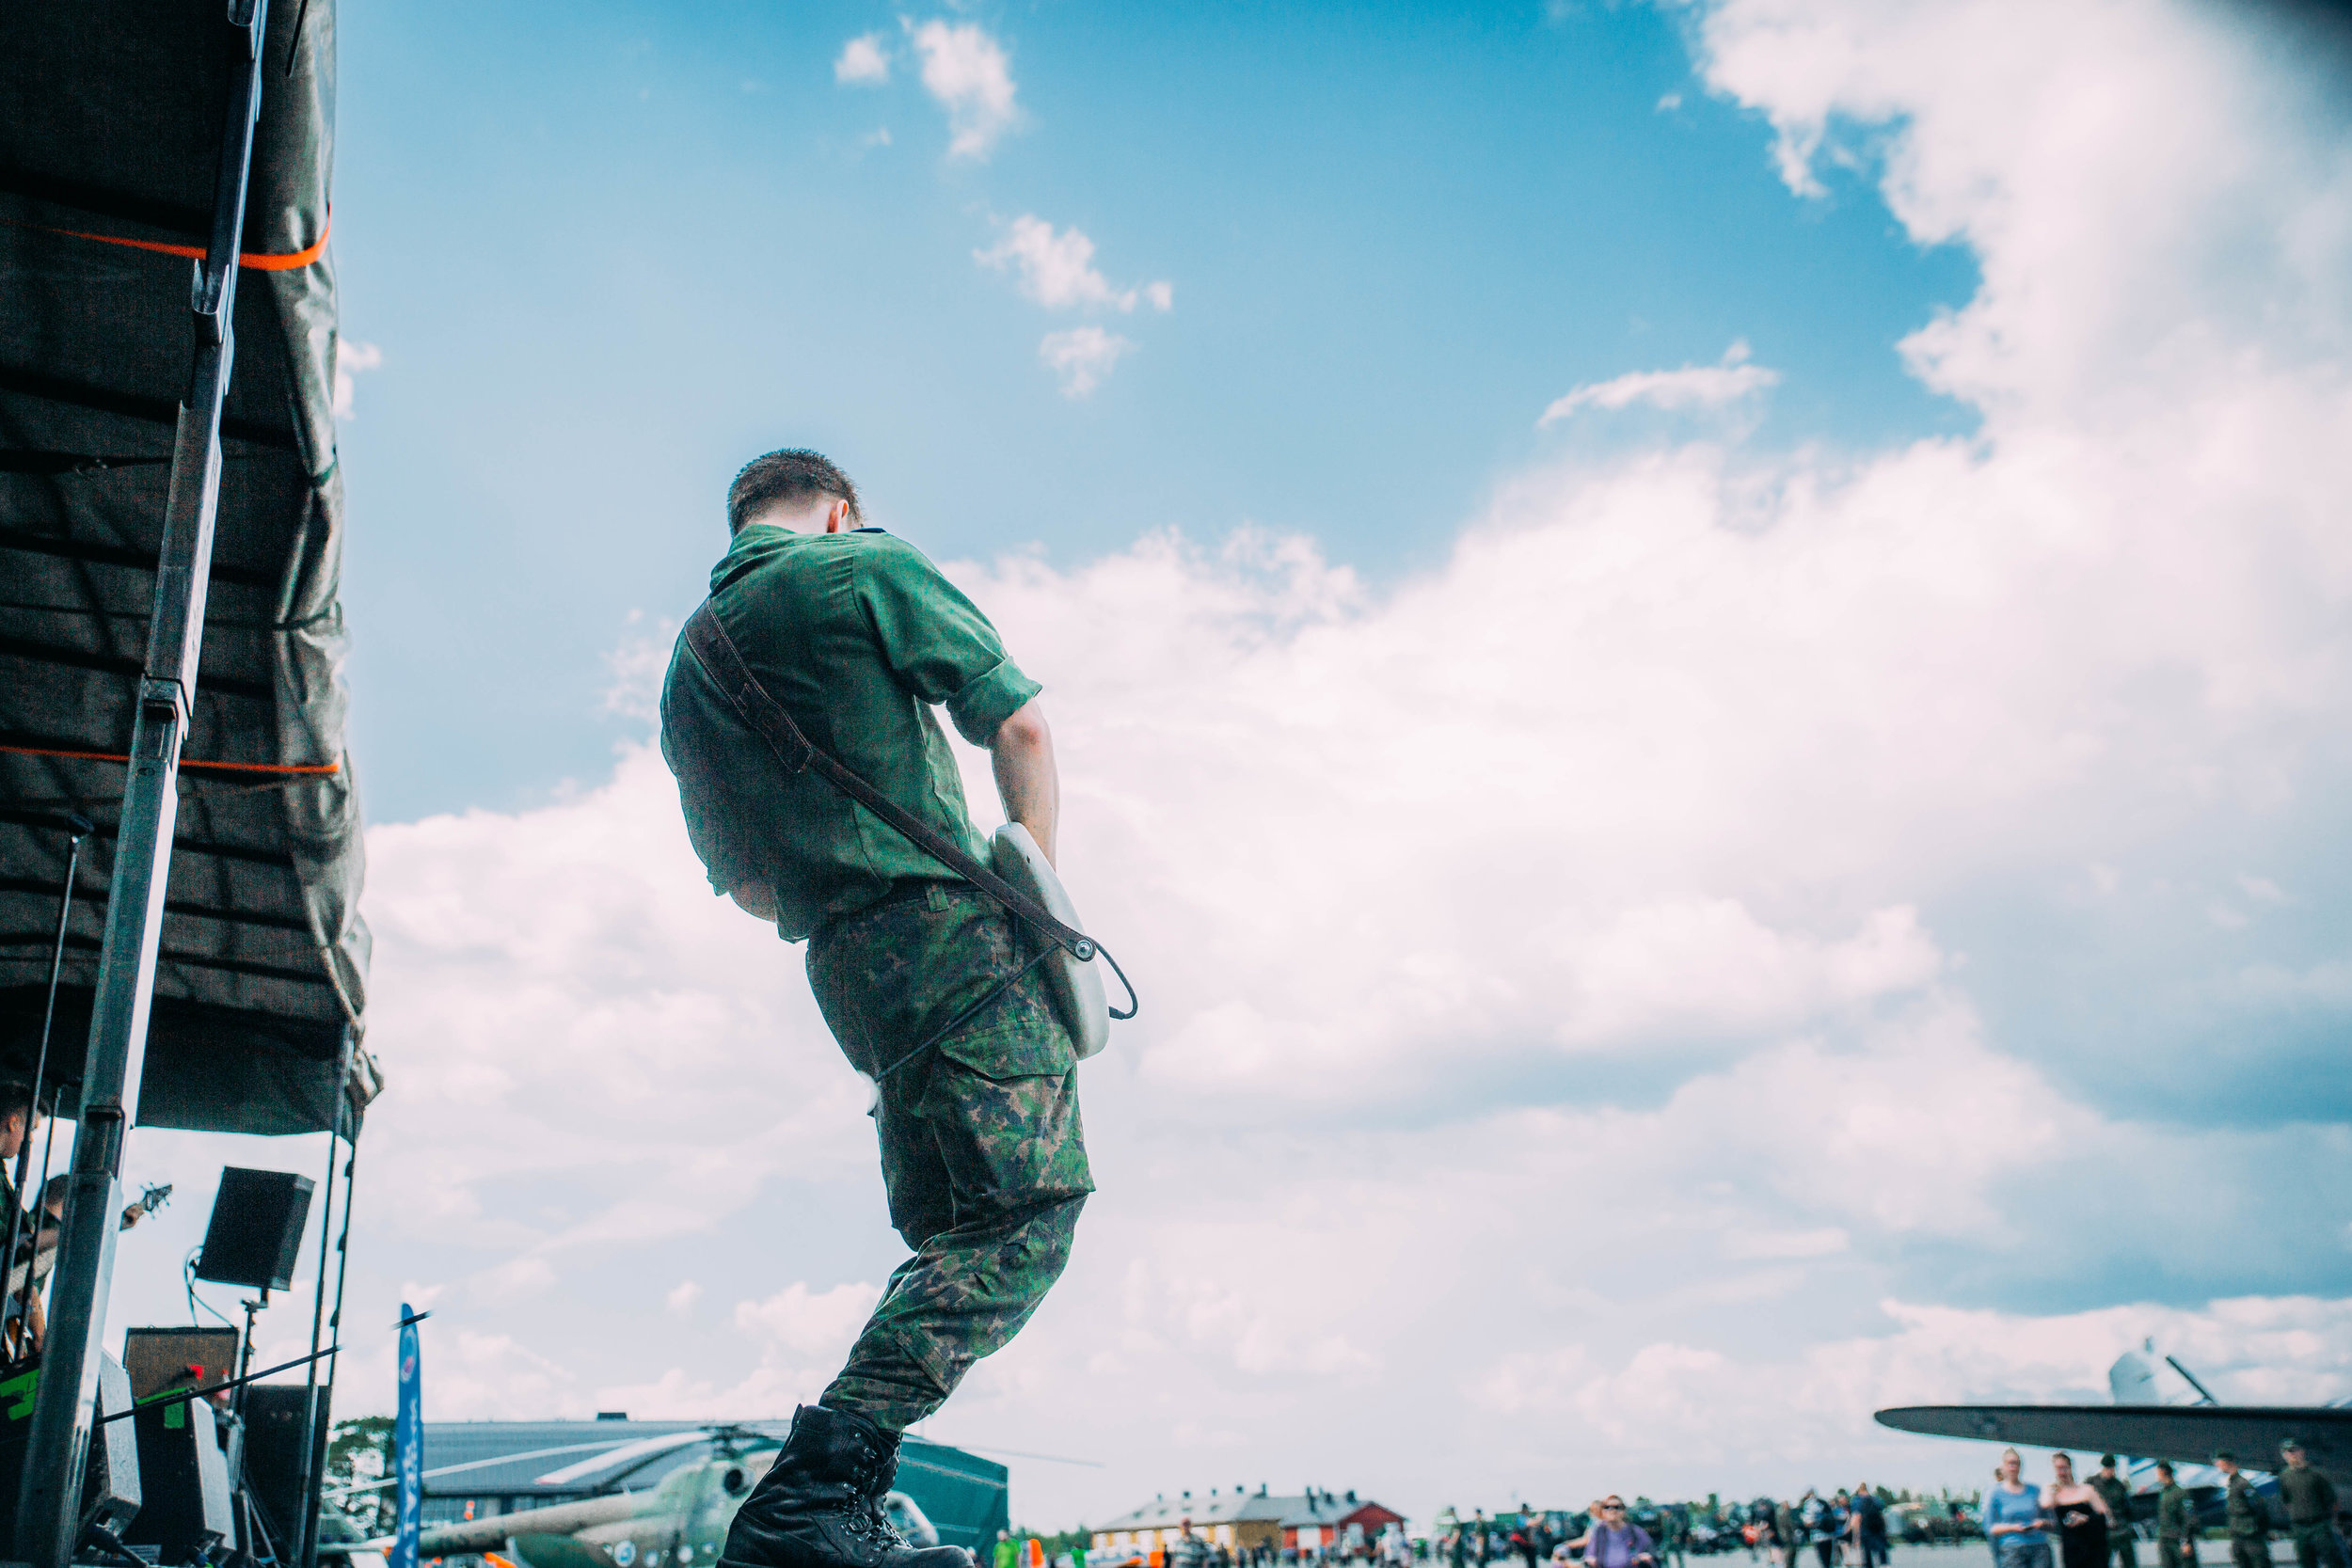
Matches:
[723,1467,750,1496]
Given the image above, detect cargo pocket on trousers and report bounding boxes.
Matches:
[933,1020,1077,1082]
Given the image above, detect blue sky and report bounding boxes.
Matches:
[103,0,2352,1531]
[330,0,1975,823]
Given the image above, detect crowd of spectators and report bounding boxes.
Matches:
[1059,1441,2348,1568]
[1979,1442,2348,1568]
[1078,1486,1968,1568]
[1422,1486,1933,1568]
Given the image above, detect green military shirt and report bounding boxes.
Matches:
[660,525,1041,941]
[2093,1477,2135,1534]
[2225,1475,2266,1539]
[2158,1485,2195,1539]
[2278,1466,2336,1526]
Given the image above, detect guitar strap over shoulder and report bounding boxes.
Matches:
[683,602,1134,1019]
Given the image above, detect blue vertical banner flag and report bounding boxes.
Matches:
[392,1304,424,1568]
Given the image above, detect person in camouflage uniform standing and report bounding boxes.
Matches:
[2216,1454,2268,1568]
[2277,1441,2344,1568]
[2152,1464,2196,1568]
[2091,1457,2138,1568]
[663,451,1092,1568]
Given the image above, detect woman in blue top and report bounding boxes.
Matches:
[1569,1500,1656,1568]
[1987,1449,2054,1568]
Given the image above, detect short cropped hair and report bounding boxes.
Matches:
[726,449,863,534]
[0,1080,35,1120]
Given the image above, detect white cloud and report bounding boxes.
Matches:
[416,1328,578,1422]
[834,33,889,86]
[976,215,1173,314]
[1465,1294,2352,1468]
[1538,340,1780,423]
[601,610,675,722]
[1550,899,1942,1049]
[599,1282,886,1420]
[735,1279,885,1359]
[332,337,382,419]
[666,1279,703,1314]
[1039,326,1134,397]
[1725,1227,1851,1260]
[350,739,874,1275]
[908,19,1019,159]
[1692,0,2352,420]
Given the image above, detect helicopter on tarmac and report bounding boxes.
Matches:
[367,1425,945,1568]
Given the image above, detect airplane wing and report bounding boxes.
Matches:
[1876,1406,2352,1485]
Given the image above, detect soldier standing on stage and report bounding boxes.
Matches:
[2092,1457,2138,1568]
[665,451,1091,1568]
[2216,1453,2268,1568]
[2153,1464,2196,1568]
[2278,1440,2345,1568]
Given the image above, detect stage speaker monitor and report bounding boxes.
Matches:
[195,1166,314,1291]
[244,1383,329,1555]
[86,1351,143,1537]
[127,1391,233,1565]
[125,1325,243,1402]
[0,1353,142,1556]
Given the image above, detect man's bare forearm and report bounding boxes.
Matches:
[990,698,1058,865]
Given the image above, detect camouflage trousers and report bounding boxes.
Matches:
[805,882,1092,1434]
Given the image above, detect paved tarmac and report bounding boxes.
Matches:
[1772,1544,2306,1568]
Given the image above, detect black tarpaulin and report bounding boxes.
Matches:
[0,0,377,1135]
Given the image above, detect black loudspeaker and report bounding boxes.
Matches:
[195,1167,313,1291]
[244,1383,328,1556]
[127,1390,234,1564]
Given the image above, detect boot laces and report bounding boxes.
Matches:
[842,1497,908,1551]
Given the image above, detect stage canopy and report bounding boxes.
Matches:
[0,0,375,1136]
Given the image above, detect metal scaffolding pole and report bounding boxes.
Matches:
[291,1029,351,1568]
[11,0,272,1560]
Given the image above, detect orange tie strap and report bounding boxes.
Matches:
[0,209,329,271]
[0,741,338,776]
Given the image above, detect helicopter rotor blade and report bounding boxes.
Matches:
[536,1430,725,1485]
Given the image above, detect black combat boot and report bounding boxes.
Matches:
[721,1404,976,1568]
